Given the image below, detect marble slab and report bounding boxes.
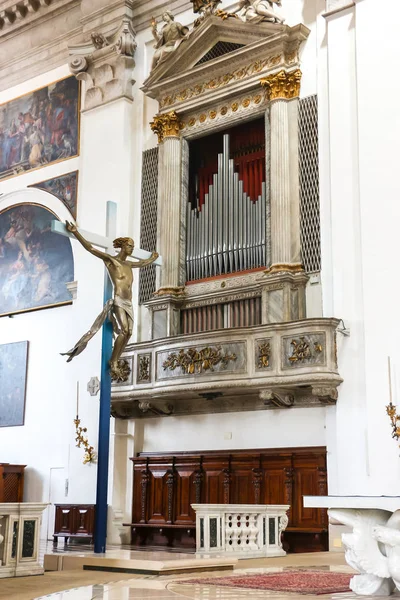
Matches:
[44,553,237,575]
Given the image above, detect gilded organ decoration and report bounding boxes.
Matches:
[258,342,271,368]
[138,354,151,383]
[260,69,302,100]
[284,334,325,368]
[289,338,311,362]
[151,11,189,71]
[150,111,182,143]
[163,346,237,375]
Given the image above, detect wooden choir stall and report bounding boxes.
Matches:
[128,447,328,553]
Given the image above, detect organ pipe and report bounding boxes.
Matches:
[186,133,267,282]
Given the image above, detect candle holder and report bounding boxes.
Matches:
[74,416,96,464]
[386,402,400,445]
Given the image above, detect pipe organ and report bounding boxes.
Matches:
[186,119,267,282]
[181,296,262,334]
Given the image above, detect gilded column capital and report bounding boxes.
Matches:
[150,111,182,143]
[260,69,302,101]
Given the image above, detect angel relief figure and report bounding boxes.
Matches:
[235,0,285,24]
[151,11,190,71]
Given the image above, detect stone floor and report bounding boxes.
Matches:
[3,546,395,600]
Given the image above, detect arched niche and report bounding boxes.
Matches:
[0,187,75,317]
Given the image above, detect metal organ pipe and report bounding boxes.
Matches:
[186,133,267,281]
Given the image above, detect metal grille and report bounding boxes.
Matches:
[195,41,245,66]
[139,147,158,305]
[299,95,321,273]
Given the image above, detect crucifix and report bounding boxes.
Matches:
[52,201,161,553]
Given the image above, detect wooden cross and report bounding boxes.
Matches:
[52,201,161,553]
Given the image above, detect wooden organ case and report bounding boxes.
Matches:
[129,448,328,553]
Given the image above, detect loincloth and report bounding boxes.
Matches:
[61,296,134,363]
[114,295,134,322]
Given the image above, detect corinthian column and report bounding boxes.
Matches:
[259,70,308,323]
[147,111,185,339]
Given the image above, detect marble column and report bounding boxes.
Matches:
[260,70,308,323]
[147,111,185,339]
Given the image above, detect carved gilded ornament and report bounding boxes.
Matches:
[260,69,302,100]
[289,337,323,363]
[160,55,282,109]
[163,346,237,374]
[154,285,186,297]
[138,355,151,382]
[181,91,268,131]
[258,342,271,368]
[150,111,182,143]
[264,262,303,274]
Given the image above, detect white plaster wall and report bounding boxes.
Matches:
[0,62,138,539]
[319,0,400,495]
[140,407,327,453]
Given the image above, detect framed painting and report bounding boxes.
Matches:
[0,76,80,181]
[0,341,29,427]
[0,203,74,317]
[29,170,78,218]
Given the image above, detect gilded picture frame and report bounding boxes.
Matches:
[0,76,80,182]
[29,170,79,219]
[0,203,74,318]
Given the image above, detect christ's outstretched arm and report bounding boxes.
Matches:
[129,251,159,269]
[65,221,111,262]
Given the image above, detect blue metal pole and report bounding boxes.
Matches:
[94,201,117,554]
[93,271,113,553]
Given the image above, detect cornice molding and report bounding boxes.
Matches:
[323,1,355,17]
[68,16,137,111]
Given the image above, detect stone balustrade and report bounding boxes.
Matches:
[0,502,48,578]
[112,317,342,418]
[192,503,289,558]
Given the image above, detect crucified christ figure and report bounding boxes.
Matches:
[61,222,159,382]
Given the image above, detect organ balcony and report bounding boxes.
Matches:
[111,316,342,419]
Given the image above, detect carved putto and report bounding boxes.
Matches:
[235,0,284,24]
[151,11,190,71]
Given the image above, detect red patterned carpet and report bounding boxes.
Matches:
[185,570,352,594]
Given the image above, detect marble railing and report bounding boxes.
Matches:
[112,318,342,418]
[192,503,289,558]
[0,502,48,578]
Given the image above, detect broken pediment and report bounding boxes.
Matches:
[142,15,309,111]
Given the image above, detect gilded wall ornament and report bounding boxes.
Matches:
[260,69,302,100]
[258,342,271,368]
[150,111,182,143]
[74,417,96,464]
[163,346,237,374]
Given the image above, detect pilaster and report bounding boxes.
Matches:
[259,70,307,322]
[147,110,185,338]
[261,69,302,270]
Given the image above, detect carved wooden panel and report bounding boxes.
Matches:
[54,505,95,539]
[130,447,328,552]
[147,469,168,524]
